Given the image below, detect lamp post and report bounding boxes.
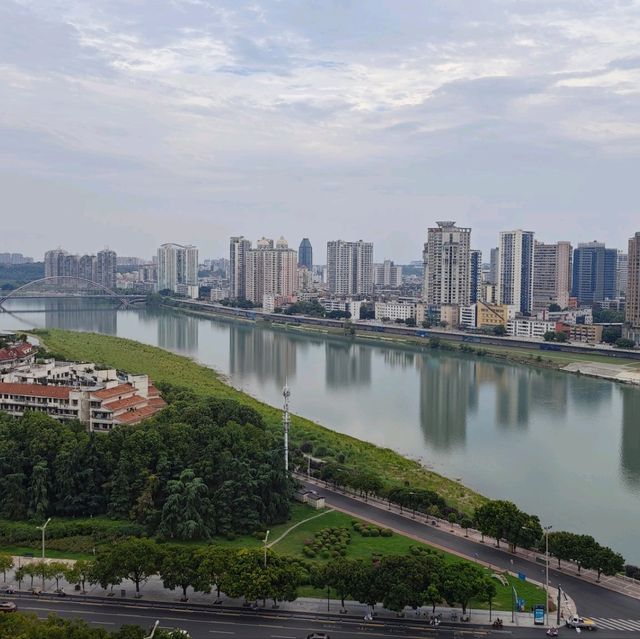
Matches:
[543,525,552,626]
[263,530,270,568]
[409,491,416,519]
[36,518,51,590]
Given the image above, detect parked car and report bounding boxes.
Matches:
[0,601,17,613]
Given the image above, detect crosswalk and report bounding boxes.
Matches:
[590,618,640,631]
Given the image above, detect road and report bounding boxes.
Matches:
[299,480,640,619]
[4,594,637,639]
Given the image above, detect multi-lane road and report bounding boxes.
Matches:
[298,480,640,620]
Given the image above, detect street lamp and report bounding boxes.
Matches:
[543,525,552,626]
[263,530,270,568]
[408,491,416,519]
[144,621,160,639]
[36,518,51,590]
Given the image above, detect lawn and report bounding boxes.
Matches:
[32,328,486,515]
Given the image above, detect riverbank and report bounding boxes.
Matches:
[32,328,486,515]
[167,300,640,385]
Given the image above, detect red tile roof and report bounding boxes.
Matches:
[91,384,135,400]
[115,404,161,424]
[0,343,35,362]
[148,397,167,409]
[0,383,70,399]
[103,395,148,412]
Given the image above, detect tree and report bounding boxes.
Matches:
[405,317,417,327]
[615,338,635,349]
[460,518,473,538]
[49,561,68,591]
[196,545,231,602]
[602,326,621,344]
[28,461,49,519]
[160,546,200,601]
[159,468,215,540]
[492,325,507,336]
[106,537,164,596]
[543,331,556,342]
[548,303,561,312]
[441,562,485,615]
[593,546,624,582]
[66,559,94,593]
[480,577,498,619]
[425,583,441,613]
[0,553,13,583]
[548,531,575,568]
[554,331,568,343]
[314,558,361,611]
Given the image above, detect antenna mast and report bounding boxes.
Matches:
[282,381,290,472]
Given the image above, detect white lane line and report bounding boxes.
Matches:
[270,635,296,638]
[612,619,640,630]
[208,631,235,635]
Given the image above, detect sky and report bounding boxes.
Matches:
[1,0,640,263]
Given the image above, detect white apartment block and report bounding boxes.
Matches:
[533,240,572,312]
[374,301,425,323]
[497,230,535,315]
[319,298,362,319]
[157,243,198,293]
[229,236,251,299]
[422,221,471,307]
[327,240,373,295]
[459,305,477,328]
[506,318,556,339]
[373,260,403,287]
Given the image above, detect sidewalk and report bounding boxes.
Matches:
[298,473,640,602]
[2,562,543,629]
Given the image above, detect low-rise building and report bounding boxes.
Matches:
[556,322,603,343]
[374,300,425,324]
[0,342,36,372]
[506,318,556,339]
[175,283,199,299]
[477,303,512,328]
[319,298,362,319]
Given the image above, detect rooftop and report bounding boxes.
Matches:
[0,383,70,399]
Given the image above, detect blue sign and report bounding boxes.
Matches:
[534,605,545,625]
[518,572,526,581]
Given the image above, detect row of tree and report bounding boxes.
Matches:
[0,393,293,538]
[4,541,498,615]
[473,500,624,579]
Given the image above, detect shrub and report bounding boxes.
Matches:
[321,549,331,559]
[369,528,380,537]
[380,528,393,537]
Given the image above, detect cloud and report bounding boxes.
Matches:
[1,0,640,260]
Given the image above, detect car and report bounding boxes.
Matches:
[306,633,331,639]
[0,601,17,613]
[566,615,597,631]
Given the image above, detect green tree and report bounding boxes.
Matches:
[313,558,362,611]
[548,303,561,312]
[160,546,200,600]
[28,461,49,519]
[0,472,27,519]
[49,561,68,591]
[196,545,230,602]
[593,546,624,581]
[615,337,635,349]
[159,468,215,540]
[0,554,13,583]
[65,559,94,593]
[493,325,507,336]
[425,583,441,613]
[480,577,498,618]
[106,537,164,596]
[543,331,556,342]
[441,562,485,615]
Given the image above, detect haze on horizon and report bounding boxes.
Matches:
[1,0,639,262]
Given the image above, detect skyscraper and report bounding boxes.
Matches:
[44,248,67,278]
[245,237,298,304]
[625,232,640,345]
[617,250,629,297]
[157,243,198,293]
[373,260,403,287]
[326,240,373,295]
[489,247,499,285]
[298,238,313,270]
[229,236,251,299]
[422,221,471,307]
[78,254,96,282]
[532,241,572,311]
[572,242,617,305]
[470,249,482,304]
[95,249,117,290]
[497,230,535,314]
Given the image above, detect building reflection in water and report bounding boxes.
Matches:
[325,340,371,390]
[417,354,473,451]
[229,323,296,387]
[44,299,118,335]
[383,350,415,369]
[157,312,199,352]
[621,386,640,490]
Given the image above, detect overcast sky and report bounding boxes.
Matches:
[1,0,640,263]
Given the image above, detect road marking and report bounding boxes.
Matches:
[270,635,296,638]
[208,631,235,635]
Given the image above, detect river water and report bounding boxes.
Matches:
[1,299,639,563]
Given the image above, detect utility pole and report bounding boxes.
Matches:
[263,530,270,569]
[282,382,290,472]
[556,585,562,626]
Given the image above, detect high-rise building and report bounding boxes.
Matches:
[470,250,482,304]
[44,248,68,278]
[571,242,617,305]
[625,233,640,345]
[373,260,403,287]
[78,254,96,282]
[326,240,373,295]
[229,236,251,300]
[497,230,535,314]
[617,250,629,297]
[532,241,572,312]
[157,243,198,293]
[245,237,298,304]
[489,247,500,285]
[95,249,117,290]
[298,238,313,270]
[422,221,471,307]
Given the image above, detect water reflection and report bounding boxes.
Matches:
[157,312,199,353]
[621,387,640,489]
[44,299,118,334]
[229,323,296,387]
[325,341,371,389]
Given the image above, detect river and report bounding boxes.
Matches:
[1,298,639,563]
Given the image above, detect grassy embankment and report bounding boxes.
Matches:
[32,328,484,515]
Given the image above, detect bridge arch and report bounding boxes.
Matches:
[0,276,131,306]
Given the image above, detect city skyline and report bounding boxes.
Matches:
[2,1,640,260]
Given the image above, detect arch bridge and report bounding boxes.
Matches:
[0,276,146,309]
